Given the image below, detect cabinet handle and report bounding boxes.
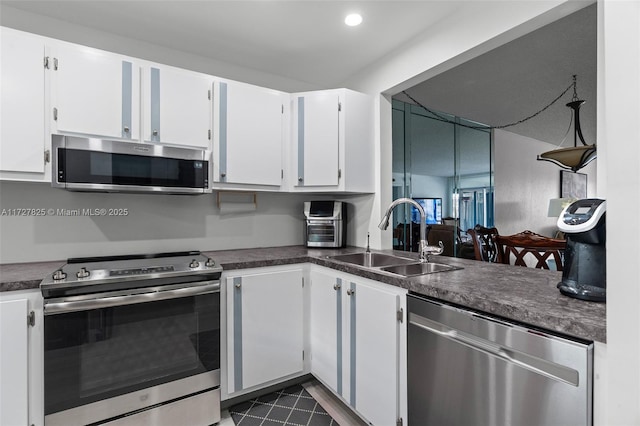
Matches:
[235,283,241,289]
[333,283,341,290]
[221,173,226,178]
[347,289,355,296]
[153,129,158,136]
[123,126,130,133]
[298,177,303,182]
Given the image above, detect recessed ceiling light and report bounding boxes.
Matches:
[345,13,363,27]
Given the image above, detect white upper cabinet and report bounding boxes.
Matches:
[292,90,340,187]
[291,88,374,193]
[50,43,139,140]
[1,26,376,193]
[142,64,213,149]
[213,80,287,188]
[0,27,47,179]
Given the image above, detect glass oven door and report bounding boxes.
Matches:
[43,288,219,419]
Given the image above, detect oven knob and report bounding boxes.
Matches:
[189,259,200,268]
[52,269,67,281]
[76,267,90,278]
[205,258,216,267]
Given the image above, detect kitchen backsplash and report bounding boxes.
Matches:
[0,181,373,263]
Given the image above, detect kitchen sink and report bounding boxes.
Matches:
[381,262,462,277]
[329,252,416,268]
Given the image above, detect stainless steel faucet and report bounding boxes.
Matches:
[379,198,445,263]
[379,198,429,262]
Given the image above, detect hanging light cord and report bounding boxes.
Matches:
[401,78,576,131]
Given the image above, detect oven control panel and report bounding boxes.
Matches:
[109,266,175,277]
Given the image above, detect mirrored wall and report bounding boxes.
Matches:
[392,99,494,258]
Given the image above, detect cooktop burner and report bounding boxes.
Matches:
[41,251,222,298]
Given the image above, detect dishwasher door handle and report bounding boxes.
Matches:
[409,312,580,386]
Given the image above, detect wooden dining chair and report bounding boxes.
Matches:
[467,225,501,263]
[496,230,566,271]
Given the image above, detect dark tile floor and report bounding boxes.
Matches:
[229,384,338,426]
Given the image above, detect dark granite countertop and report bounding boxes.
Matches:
[0,259,65,292]
[0,245,606,342]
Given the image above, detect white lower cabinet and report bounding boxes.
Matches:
[309,266,407,426]
[224,267,305,396]
[0,289,44,426]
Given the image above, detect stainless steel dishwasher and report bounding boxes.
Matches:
[408,293,593,426]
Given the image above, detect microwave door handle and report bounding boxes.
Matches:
[44,282,220,315]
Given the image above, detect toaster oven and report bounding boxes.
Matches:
[304,201,347,248]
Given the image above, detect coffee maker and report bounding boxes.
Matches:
[557,198,606,302]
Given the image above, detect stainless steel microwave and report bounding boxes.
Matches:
[51,135,209,194]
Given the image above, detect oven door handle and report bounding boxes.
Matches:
[44,282,220,315]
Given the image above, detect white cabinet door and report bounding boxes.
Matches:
[143,65,212,149]
[0,298,28,426]
[51,43,139,140]
[292,91,340,187]
[215,80,285,186]
[0,290,44,426]
[352,281,401,426]
[226,269,304,393]
[309,268,341,393]
[310,267,405,426]
[0,28,46,175]
[291,88,374,192]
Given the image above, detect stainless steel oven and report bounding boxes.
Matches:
[40,251,222,426]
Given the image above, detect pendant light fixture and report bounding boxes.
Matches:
[537,75,597,172]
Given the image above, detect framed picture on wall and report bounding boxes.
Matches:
[560,170,587,199]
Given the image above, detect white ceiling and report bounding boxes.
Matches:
[1,1,465,89]
[1,1,597,149]
[394,3,597,147]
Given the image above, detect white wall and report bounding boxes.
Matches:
[0,181,373,263]
[601,1,640,424]
[0,181,303,263]
[494,129,597,236]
